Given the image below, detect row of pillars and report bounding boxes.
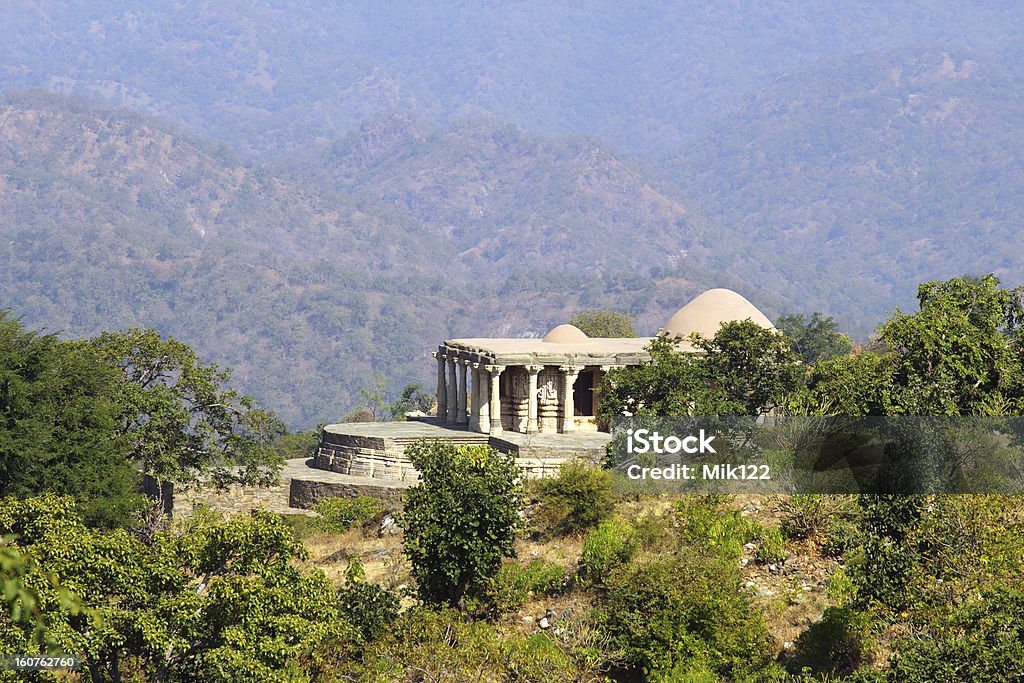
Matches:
[433,352,584,435]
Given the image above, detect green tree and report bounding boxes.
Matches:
[877,275,1024,415]
[799,275,1024,417]
[0,312,143,527]
[387,383,435,419]
[568,308,637,337]
[776,311,854,364]
[400,440,524,608]
[77,328,286,493]
[696,319,805,416]
[0,495,353,682]
[599,320,803,420]
[799,350,897,415]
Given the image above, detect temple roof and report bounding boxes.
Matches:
[441,336,656,366]
[542,323,589,343]
[660,288,774,339]
[439,288,773,366]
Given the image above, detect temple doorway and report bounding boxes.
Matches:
[573,370,594,416]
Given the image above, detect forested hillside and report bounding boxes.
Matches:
[668,49,1024,326]
[4,2,1022,156]
[0,91,740,426]
[0,91,466,425]
[6,3,1024,422]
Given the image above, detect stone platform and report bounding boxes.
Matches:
[171,458,413,516]
[314,418,611,483]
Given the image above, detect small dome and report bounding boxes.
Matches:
[542,323,589,343]
[661,288,774,339]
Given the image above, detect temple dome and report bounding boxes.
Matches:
[542,323,589,343]
[661,288,774,339]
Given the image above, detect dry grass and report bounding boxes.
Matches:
[295,492,846,660]
[304,524,411,590]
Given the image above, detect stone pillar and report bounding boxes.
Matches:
[487,365,504,435]
[434,352,447,419]
[446,357,458,423]
[526,364,542,434]
[456,360,469,424]
[474,364,490,432]
[467,363,478,432]
[559,365,582,433]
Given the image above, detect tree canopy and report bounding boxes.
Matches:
[776,312,854,364]
[598,320,803,420]
[76,328,286,490]
[568,308,637,338]
[400,440,524,608]
[0,312,142,527]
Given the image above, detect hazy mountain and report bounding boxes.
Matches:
[1,92,749,426]
[4,2,1024,156]
[8,3,1024,422]
[667,48,1024,334]
[284,114,713,275]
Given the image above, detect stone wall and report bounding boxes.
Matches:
[172,480,298,518]
[289,477,409,509]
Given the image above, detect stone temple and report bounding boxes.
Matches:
[308,288,774,492]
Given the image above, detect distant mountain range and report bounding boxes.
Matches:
[666,48,1024,321]
[4,2,1023,156]
[5,3,1024,425]
[0,91,734,426]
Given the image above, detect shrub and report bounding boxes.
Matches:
[888,585,1024,683]
[599,555,774,681]
[336,558,400,640]
[314,496,384,534]
[826,567,857,608]
[578,518,637,585]
[788,606,876,675]
[824,517,861,558]
[531,461,616,538]
[278,512,321,539]
[632,512,672,550]
[471,559,567,615]
[778,497,835,540]
[336,607,587,681]
[756,526,788,564]
[399,440,524,607]
[847,495,925,612]
[674,495,759,562]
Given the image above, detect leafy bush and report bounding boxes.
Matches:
[674,495,759,562]
[399,440,524,607]
[632,512,673,549]
[0,496,355,682]
[599,555,774,681]
[780,494,855,541]
[278,512,321,540]
[788,606,876,675]
[471,559,567,615]
[847,495,925,612]
[888,585,1024,683]
[756,526,788,564]
[314,496,385,534]
[337,558,400,640]
[824,517,861,558]
[531,461,616,538]
[826,567,857,608]
[578,518,637,585]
